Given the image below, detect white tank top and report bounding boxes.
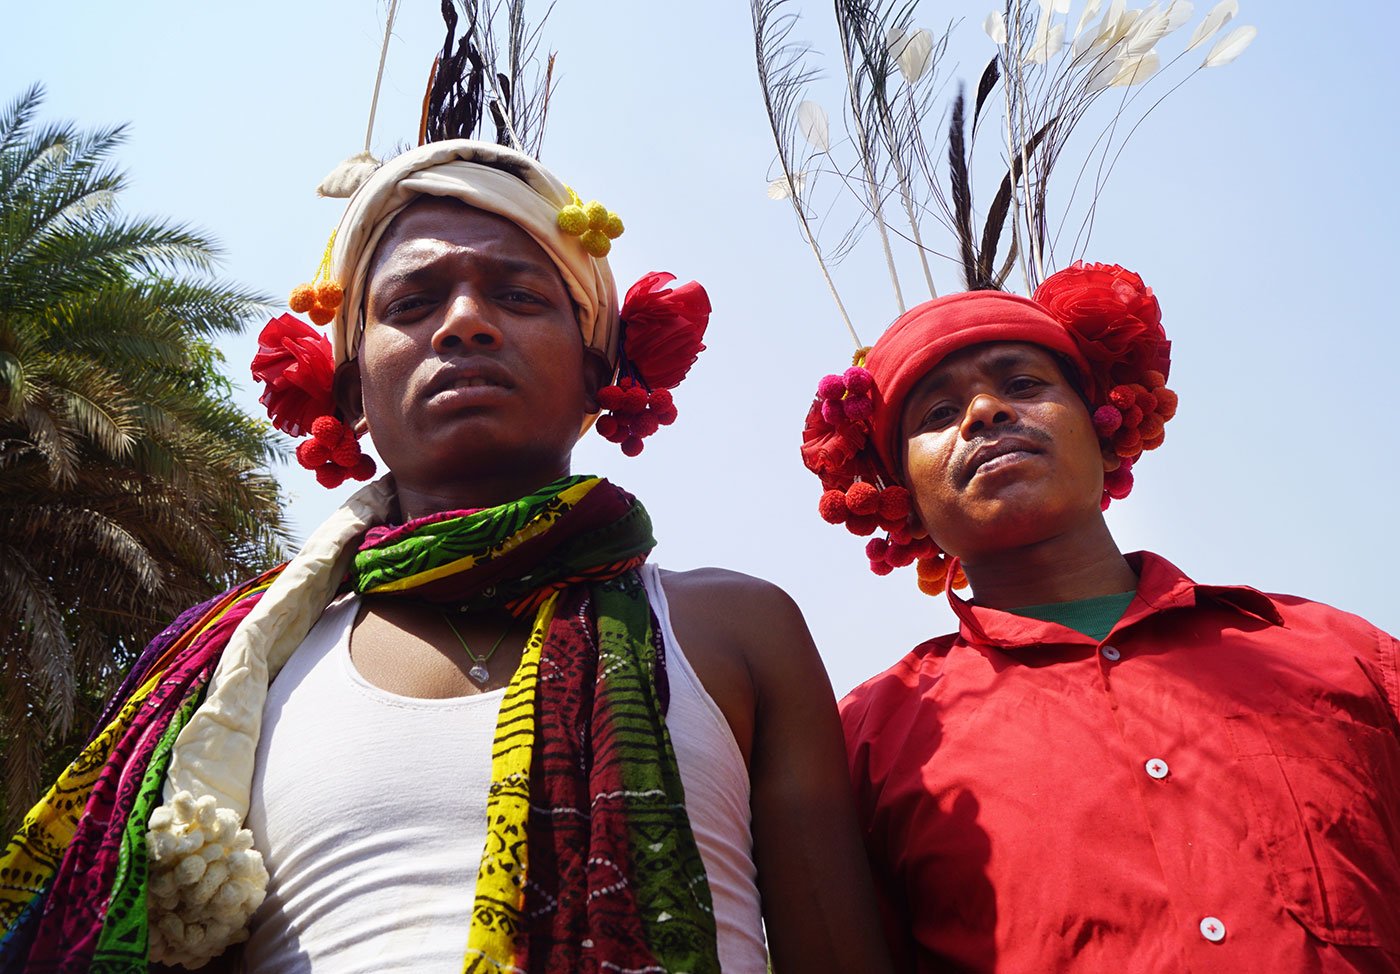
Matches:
[243,564,765,972]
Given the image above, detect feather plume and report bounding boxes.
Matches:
[947,90,979,289]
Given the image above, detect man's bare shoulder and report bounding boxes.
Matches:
[658,567,807,635]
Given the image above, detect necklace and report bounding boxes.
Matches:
[441,612,514,686]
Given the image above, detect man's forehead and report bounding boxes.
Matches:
[368,197,553,283]
[913,341,1057,394]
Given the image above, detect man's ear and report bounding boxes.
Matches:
[1101,445,1122,473]
[334,359,366,432]
[581,347,614,414]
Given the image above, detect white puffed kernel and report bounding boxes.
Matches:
[148,807,174,831]
[157,913,185,941]
[174,854,207,886]
[172,792,196,820]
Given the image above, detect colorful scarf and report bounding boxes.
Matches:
[0,476,721,973]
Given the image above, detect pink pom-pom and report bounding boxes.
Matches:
[817,374,847,400]
[869,559,895,576]
[1092,405,1123,437]
[842,397,874,423]
[821,400,845,426]
[888,525,913,546]
[865,537,890,561]
[843,367,873,395]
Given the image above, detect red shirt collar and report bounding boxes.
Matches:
[946,550,1284,650]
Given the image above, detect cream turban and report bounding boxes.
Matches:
[327,139,620,368]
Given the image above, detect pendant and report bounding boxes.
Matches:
[469,664,490,685]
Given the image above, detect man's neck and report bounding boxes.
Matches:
[960,519,1137,610]
[393,464,573,522]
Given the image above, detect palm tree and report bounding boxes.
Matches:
[0,85,290,829]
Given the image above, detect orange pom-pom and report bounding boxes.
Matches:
[315,281,344,310]
[1138,414,1164,440]
[1142,370,1166,390]
[308,305,336,326]
[845,481,880,516]
[289,284,316,313]
[1154,387,1179,420]
[1141,430,1166,451]
[916,556,948,596]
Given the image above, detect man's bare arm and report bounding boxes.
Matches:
[664,569,893,974]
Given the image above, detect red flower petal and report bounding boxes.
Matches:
[619,271,711,390]
[251,314,336,437]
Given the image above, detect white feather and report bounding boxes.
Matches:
[1164,0,1195,32]
[1202,23,1256,67]
[1110,50,1161,85]
[797,101,831,152]
[766,173,807,200]
[1038,0,1071,12]
[1027,10,1066,64]
[888,26,935,82]
[1186,0,1237,51]
[1085,39,1129,91]
[984,10,1008,45]
[1073,0,1125,56]
[1072,0,1104,42]
[1123,5,1170,57]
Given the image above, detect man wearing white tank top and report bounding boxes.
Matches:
[0,37,893,973]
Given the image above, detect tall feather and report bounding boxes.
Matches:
[977,119,1055,287]
[947,90,978,289]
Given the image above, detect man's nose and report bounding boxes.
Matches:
[960,393,1016,439]
[432,290,503,352]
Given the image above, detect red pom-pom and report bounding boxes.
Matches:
[351,454,377,481]
[1109,385,1137,411]
[634,412,661,438]
[845,481,880,516]
[621,436,645,457]
[887,544,916,568]
[653,404,679,425]
[843,367,873,396]
[647,388,673,410]
[620,384,650,415]
[1141,370,1166,390]
[910,537,938,559]
[296,437,330,468]
[818,489,849,524]
[845,513,880,536]
[888,525,913,546]
[251,314,336,438]
[816,374,846,400]
[877,485,911,521]
[315,465,349,489]
[619,272,710,389]
[1121,404,1144,429]
[1138,414,1164,440]
[596,414,619,438]
[869,560,895,576]
[865,537,890,560]
[598,385,625,412]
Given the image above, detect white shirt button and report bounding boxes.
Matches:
[1100,645,1121,661]
[1145,758,1170,779]
[1199,916,1226,942]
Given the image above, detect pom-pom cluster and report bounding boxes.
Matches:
[287,280,344,327]
[557,193,625,258]
[147,791,269,969]
[295,415,377,488]
[595,378,677,457]
[1090,369,1176,509]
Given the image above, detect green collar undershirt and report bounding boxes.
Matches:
[1006,590,1137,642]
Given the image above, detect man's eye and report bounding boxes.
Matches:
[923,405,958,427]
[384,295,429,318]
[1007,377,1043,394]
[501,288,545,306]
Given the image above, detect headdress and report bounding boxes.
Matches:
[754,0,1253,593]
[252,1,709,487]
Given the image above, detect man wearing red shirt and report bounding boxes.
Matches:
[803,266,1400,971]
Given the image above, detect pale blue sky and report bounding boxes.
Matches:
[5,2,1397,694]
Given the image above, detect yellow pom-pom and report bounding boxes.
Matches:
[580,229,611,258]
[603,213,624,239]
[288,284,316,314]
[557,205,587,236]
[308,305,335,326]
[314,281,343,310]
[584,200,609,229]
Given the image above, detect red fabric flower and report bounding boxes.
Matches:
[619,272,710,389]
[1033,263,1168,380]
[251,314,335,437]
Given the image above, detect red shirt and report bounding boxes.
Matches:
[842,552,1400,973]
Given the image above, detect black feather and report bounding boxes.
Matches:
[977,119,1055,287]
[424,0,486,143]
[948,88,979,289]
[972,56,1000,129]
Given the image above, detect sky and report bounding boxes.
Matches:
[4,1,1398,696]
